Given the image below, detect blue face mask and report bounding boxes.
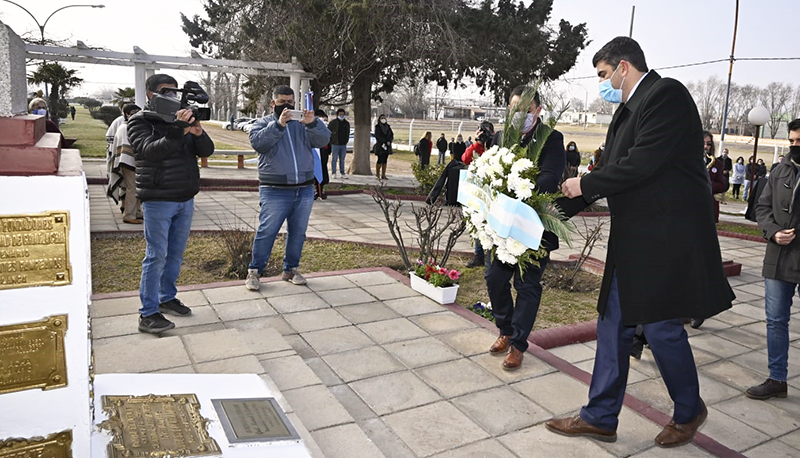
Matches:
[32,108,47,116]
[599,64,624,104]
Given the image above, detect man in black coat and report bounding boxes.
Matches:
[436,133,448,165]
[127,74,215,334]
[485,88,565,371]
[747,119,800,400]
[546,37,733,447]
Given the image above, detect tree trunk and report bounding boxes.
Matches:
[350,73,373,175]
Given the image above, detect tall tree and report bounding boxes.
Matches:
[183,0,586,174]
[589,96,614,115]
[787,84,800,124]
[27,63,83,123]
[687,75,724,131]
[434,0,588,105]
[760,82,792,139]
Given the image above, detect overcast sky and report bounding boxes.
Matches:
[4,0,797,104]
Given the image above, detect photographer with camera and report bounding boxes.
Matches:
[245,85,331,291]
[462,121,495,268]
[127,74,214,334]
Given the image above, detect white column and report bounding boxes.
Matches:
[134,62,147,109]
[0,21,27,116]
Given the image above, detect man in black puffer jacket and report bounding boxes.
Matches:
[127,74,214,334]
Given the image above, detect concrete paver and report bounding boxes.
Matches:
[87,159,800,458]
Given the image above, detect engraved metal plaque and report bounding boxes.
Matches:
[212,398,300,443]
[0,315,67,395]
[0,211,71,290]
[99,394,220,458]
[0,430,72,458]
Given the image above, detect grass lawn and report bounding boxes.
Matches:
[92,233,600,330]
[717,221,761,237]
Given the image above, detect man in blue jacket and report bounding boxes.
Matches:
[245,85,331,290]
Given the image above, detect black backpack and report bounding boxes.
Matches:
[413,143,420,156]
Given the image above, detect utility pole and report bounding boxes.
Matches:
[719,0,740,154]
[629,5,635,37]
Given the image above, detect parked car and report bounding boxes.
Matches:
[222,117,250,130]
[242,119,258,133]
[235,118,255,131]
[346,128,376,152]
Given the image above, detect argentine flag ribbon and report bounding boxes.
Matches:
[457,169,545,250]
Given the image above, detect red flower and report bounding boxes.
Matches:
[448,270,460,281]
[438,267,446,274]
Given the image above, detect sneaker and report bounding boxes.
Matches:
[331,172,338,179]
[138,313,175,334]
[245,269,260,291]
[282,268,307,285]
[746,378,788,400]
[159,298,192,316]
[341,173,348,179]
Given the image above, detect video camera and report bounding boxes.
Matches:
[144,81,212,124]
[476,121,495,144]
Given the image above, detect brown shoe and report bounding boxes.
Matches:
[489,335,509,355]
[503,345,523,370]
[123,218,143,224]
[545,415,617,443]
[654,399,707,448]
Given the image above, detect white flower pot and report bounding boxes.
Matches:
[409,272,459,304]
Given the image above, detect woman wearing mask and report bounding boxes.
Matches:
[731,157,745,200]
[374,114,394,180]
[743,157,756,201]
[756,158,767,180]
[565,141,581,179]
[418,131,432,169]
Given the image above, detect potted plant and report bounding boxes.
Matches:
[409,260,460,304]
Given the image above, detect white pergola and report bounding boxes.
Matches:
[24,43,315,110]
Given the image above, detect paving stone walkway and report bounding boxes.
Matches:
[86,158,799,457]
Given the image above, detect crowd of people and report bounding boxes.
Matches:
[91,34,799,452]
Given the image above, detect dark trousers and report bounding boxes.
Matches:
[486,254,549,352]
[580,271,703,431]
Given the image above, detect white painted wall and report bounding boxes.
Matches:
[0,160,92,456]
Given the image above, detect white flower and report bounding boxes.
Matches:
[511,158,534,174]
[505,237,528,257]
[495,245,518,265]
[491,178,503,188]
[500,151,515,164]
[508,175,533,200]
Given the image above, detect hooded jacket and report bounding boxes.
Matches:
[756,153,800,283]
[127,110,214,202]
[250,114,331,186]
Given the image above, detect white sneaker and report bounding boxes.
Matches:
[245,269,260,290]
[342,173,348,179]
[282,268,307,285]
[331,172,338,179]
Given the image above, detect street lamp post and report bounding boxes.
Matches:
[1,1,105,95]
[747,106,770,200]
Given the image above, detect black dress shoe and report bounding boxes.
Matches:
[746,378,788,400]
[690,318,704,329]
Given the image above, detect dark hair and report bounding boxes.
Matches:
[736,156,744,163]
[314,109,326,118]
[122,103,141,117]
[509,86,541,108]
[566,141,578,150]
[145,74,178,92]
[336,108,346,115]
[788,118,800,134]
[272,85,294,99]
[479,120,495,134]
[703,131,715,156]
[592,36,649,73]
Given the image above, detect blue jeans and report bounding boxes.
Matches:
[437,151,446,164]
[249,185,314,274]
[580,271,701,430]
[743,180,751,200]
[764,277,798,382]
[331,144,347,174]
[139,199,194,317]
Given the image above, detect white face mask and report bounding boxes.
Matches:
[380,119,387,124]
[521,113,536,134]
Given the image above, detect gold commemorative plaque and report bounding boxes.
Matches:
[99,394,220,458]
[212,398,300,443]
[0,430,73,458]
[0,211,71,290]
[0,315,67,395]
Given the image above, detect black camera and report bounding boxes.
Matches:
[476,120,495,144]
[144,81,212,124]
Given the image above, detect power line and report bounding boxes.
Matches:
[562,56,800,81]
